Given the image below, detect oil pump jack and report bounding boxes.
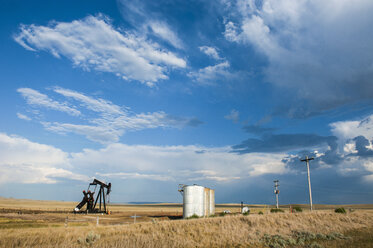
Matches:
[74,179,112,214]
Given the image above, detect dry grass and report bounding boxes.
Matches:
[1,198,373,247]
[0,210,372,247]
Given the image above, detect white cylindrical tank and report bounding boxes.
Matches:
[204,188,210,216]
[183,185,205,218]
[209,189,215,215]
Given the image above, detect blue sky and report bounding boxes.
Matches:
[1,0,373,204]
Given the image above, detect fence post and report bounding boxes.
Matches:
[65,216,68,228]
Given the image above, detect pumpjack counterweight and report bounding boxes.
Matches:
[74,179,111,214]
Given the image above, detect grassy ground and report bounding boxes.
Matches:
[0,210,372,247]
[0,198,373,247]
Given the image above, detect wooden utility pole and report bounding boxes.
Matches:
[300,156,314,211]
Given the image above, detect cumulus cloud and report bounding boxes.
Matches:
[14,15,186,85]
[0,133,87,184]
[330,115,373,142]
[199,46,222,60]
[188,61,233,85]
[0,132,288,185]
[70,143,287,182]
[330,115,373,159]
[224,0,373,113]
[254,114,373,181]
[19,87,202,144]
[189,44,239,86]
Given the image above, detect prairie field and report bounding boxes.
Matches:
[0,198,373,247]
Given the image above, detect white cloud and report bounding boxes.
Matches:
[14,15,186,85]
[70,143,288,182]
[336,156,373,183]
[118,0,184,50]
[97,172,173,182]
[199,46,222,60]
[42,122,123,144]
[326,115,373,182]
[224,0,373,110]
[0,132,287,185]
[19,87,201,144]
[53,87,123,115]
[188,61,232,85]
[0,133,87,184]
[148,21,184,49]
[224,109,240,123]
[330,115,373,142]
[343,142,357,154]
[17,113,31,121]
[17,88,80,116]
[224,21,239,42]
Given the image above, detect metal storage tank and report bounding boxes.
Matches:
[182,185,205,218]
[209,189,215,215]
[204,187,210,216]
[179,184,215,218]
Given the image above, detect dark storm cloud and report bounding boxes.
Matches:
[352,136,373,157]
[225,1,373,118]
[282,134,342,171]
[233,133,337,154]
[243,125,276,135]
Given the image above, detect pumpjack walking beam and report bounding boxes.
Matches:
[74,178,111,214]
[90,179,111,213]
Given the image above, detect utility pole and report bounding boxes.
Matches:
[274,180,279,209]
[300,156,314,211]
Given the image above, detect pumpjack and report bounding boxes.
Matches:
[74,179,112,214]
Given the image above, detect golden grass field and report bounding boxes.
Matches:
[0,197,373,247]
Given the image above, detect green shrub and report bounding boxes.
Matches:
[270,208,284,213]
[293,206,303,212]
[292,231,317,242]
[309,242,323,248]
[334,208,346,214]
[261,234,290,248]
[290,230,348,245]
[258,211,264,215]
[219,212,226,217]
[243,211,250,216]
[187,214,200,219]
[326,232,349,240]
